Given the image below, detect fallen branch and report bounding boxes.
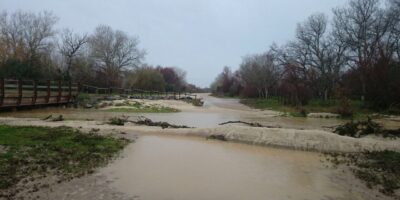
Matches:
[219,121,281,128]
[51,115,64,122]
[130,116,192,129]
[108,116,128,126]
[42,115,64,122]
[42,115,52,121]
[207,134,227,141]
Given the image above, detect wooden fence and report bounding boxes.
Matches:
[80,84,197,100]
[0,79,197,109]
[0,79,79,109]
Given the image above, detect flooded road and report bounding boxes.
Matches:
[1,94,397,199]
[0,108,240,128]
[103,135,352,200]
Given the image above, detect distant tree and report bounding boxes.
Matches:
[129,66,165,91]
[88,25,144,87]
[210,66,240,96]
[239,53,280,98]
[0,10,58,79]
[296,13,346,100]
[59,29,87,81]
[332,0,394,101]
[157,66,186,92]
[279,64,313,106]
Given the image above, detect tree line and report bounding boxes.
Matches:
[0,10,200,93]
[211,0,400,110]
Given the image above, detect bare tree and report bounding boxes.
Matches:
[296,13,347,100]
[239,53,280,98]
[89,25,144,86]
[296,13,330,99]
[386,0,400,61]
[0,11,58,67]
[332,0,393,101]
[59,29,87,80]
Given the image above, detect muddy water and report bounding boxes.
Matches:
[0,108,240,128]
[103,135,352,200]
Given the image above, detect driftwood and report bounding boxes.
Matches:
[108,116,129,126]
[42,115,64,122]
[219,121,281,128]
[42,115,52,121]
[334,117,400,138]
[207,135,227,141]
[51,115,64,122]
[130,116,192,129]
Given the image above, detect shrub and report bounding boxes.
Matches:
[108,117,128,126]
[336,97,353,118]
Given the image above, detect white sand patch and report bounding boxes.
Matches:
[1,117,399,153]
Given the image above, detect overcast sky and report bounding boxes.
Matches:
[1,0,349,87]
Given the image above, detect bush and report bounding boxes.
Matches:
[333,118,400,138]
[190,99,204,107]
[108,117,128,126]
[298,107,308,117]
[336,97,353,118]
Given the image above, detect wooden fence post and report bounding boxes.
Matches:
[57,80,62,103]
[32,80,37,105]
[0,78,4,107]
[46,80,51,103]
[77,82,81,94]
[67,81,72,103]
[17,80,22,106]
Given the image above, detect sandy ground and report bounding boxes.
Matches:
[0,116,399,153]
[1,93,399,199]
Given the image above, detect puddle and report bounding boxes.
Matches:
[102,135,352,200]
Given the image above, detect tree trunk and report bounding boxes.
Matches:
[324,89,328,102]
[360,74,366,102]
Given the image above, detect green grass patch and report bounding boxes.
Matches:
[240,97,375,119]
[107,106,179,113]
[210,94,240,99]
[107,101,179,113]
[326,151,400,197]
[240,98,300,116]
[0,125,129,195]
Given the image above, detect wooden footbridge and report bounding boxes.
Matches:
[0,79,197,110]
[0,79,79,109]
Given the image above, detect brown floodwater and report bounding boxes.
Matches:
[102,135,353,200]
[0,108,240,128]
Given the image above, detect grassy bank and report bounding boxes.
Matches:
[210,94,240,99]
[326,151,400,197]
[107,101,180,113]
[240,97,374,119]
[107,107,179,113]
[0,125,129,197]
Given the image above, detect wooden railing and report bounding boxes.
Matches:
[80,84,197,99]
[0,79,79,108]
[0,79,197,109]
